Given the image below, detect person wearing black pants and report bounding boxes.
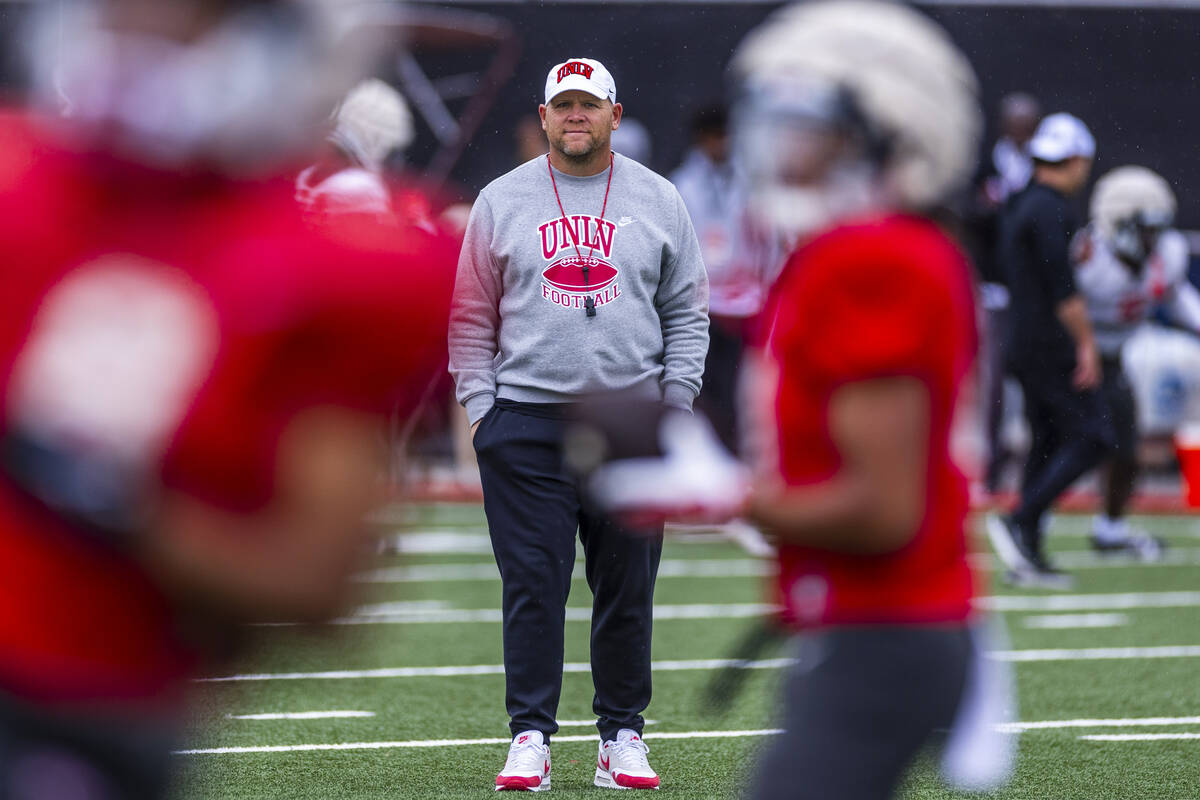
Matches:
[987,112,1112,589]
[473,399,662,744]
[448,55,708,791]
[1006,358,1114,575]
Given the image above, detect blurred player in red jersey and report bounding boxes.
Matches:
[0,1,455,797]
[577,2,1014,797]
[730,4,1013,797]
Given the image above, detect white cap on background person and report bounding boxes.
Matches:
[1028,113,1096,162]
[544,58,617,105]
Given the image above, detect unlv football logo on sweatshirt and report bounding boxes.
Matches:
[538,215,622,311]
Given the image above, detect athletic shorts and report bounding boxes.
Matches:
[0,692,177,800]
[750,625,972,800]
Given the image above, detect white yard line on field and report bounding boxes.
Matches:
[1020,613,1129,629]
[978,591,1200,612]
[255,591,1200,627]
[970,548,1200,571]
[227,711,376,721]
[174,717,1200,755]
[354,558,772,584]
[375,525,779,554]
[381,532,493,554]
[998,716,1200,732]
[197,658,794,683]
[994,645,1200,662]
[354,550,1200,584]
[198,645,1200,684]
[305,602,777,626]
[174,729,785,755]
[1081,733,1200,742]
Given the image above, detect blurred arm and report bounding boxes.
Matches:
[656,191,711,409]
[1167,280,1200,335]
[1036,205,1099,389]
[745,376,929,554]
[1056,294,1101,389]
[139,407,383,624]
[448,194,503,425]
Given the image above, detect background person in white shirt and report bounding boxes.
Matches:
[1074,165,1199,559]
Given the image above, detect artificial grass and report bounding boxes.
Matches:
[173,509,1200,799]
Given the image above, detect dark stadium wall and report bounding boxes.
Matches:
[2,2,1196,228]
[409,2,1200,231]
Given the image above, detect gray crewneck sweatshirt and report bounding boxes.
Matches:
[449,153,710,424]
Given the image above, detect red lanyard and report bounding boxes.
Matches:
[547,152,614,316]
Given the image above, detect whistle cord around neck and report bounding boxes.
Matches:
[547,152,615,317]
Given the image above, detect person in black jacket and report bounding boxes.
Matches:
[971,94,1042,492]
[986,113,1113,589]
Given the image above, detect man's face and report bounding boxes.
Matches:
[1065,156,1093,195]
[539,90,622,160]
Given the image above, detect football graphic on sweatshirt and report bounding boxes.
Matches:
[538,215,622,310]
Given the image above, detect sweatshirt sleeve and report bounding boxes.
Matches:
[655,188,710,409]
[448,192,502,424]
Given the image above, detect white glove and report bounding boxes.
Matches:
[587,410,750,528]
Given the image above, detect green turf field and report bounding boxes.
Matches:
[174,506,1200,799]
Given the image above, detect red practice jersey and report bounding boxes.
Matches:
[756,214,978,628]
[0,114,456,705]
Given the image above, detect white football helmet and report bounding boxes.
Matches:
[1090,165,1176,263]
[329,79,415,172]
[730,0,981,243]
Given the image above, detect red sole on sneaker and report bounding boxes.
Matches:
[614,774,661,789]
[495,776,543,790]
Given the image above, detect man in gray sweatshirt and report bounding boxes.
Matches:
[448,57,708,792]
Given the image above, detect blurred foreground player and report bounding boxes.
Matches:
[729,4,1013,798]
[1075,166,1199,559]
[583,3,1014,798]
[0,2,454,798]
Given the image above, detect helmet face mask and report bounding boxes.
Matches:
[1112,212,1171,266]
[732,79,886,245]
[1089,165,1176,266]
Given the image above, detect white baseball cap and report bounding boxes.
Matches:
[544,58,616,105]
[1028,112,1096,162]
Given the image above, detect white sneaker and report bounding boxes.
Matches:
[985,515,1035,573]
[595,729,660,790]
[495,730,550,792]
[1090,516,1166,562]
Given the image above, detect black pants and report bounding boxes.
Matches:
[474,400,663,743]
[696,314,748,454]
[0,693,176,800]
[750,626,972,800]
[1098,355,1139,519]
[981,307,1012,491]
[1011,359,1115,540]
